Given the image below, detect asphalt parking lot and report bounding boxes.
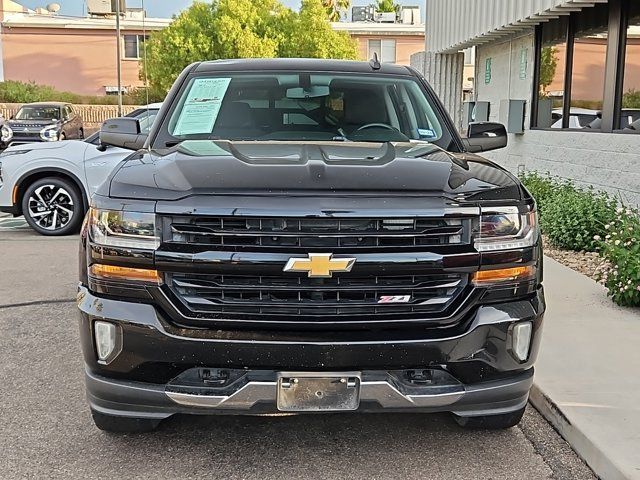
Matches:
[0,222,597,480]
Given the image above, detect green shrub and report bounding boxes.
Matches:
[595,207,640,307]
[0,80,139,105]
[519,171,617,252]
[542,186,617,251]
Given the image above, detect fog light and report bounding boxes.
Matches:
[512,322,533,362]
[94,321,117,362]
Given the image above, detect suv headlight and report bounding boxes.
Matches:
[474,206,538,252]
[1,125,13,143]
[40,125,59,142]
[88,208,159,249]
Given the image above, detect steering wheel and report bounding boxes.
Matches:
[355,123,397,132]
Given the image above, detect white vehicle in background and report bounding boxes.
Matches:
[550,108,599,129]
[0,104,162,236]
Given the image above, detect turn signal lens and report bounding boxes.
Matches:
[90,264,162,285]
[472,265,536,286]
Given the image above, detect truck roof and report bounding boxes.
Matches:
[193,58,415,76]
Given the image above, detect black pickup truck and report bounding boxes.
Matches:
[78,59,544,433]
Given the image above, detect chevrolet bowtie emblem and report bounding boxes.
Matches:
[283,253,356,278]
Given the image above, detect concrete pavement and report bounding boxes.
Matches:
[0,227,597,479]
[532,258,640,480]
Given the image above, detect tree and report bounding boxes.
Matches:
[142,0,357,95]
[539,46,558,96]
[376,0,398,13]
[322,0,350,22]
[280,0,358,59]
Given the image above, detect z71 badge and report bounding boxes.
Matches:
[377,295,412,304]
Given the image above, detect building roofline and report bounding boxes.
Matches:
[1,12,171,30]
[331,21,425,36]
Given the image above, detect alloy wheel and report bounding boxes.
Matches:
[27,184,74,231]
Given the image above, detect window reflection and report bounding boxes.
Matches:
[536,19,568,128]
[622,2,640,131]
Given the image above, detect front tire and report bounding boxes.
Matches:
[453,406,526,429]
[91,409,162,434]
[21,177,84,236]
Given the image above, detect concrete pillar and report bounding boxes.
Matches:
[412,51,465,132]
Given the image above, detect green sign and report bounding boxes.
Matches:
[485,58,492,84]
[519,48,528,80]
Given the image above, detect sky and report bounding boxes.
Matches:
[18,0,424,20]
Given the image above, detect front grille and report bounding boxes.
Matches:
[168,216,471,252]
[166,272,469,322]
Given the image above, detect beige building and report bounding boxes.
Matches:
[331,21,426,66]
[0,0,425,97]
[0,0,170,96]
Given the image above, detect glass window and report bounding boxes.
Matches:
[368,39,396,63]
[535,18,568,128]
[622,1,640,132]
[15,106,61,121]
[123,34,146,59]
[368,39,381,61]
[568,3,609,130]
[160,72,450,148]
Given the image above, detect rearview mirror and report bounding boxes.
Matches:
[100,117,148,151]
[286,86,330,99]
[462,122,508,153]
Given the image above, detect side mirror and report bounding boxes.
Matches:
[462,122,508,153]
[100,117,148,151]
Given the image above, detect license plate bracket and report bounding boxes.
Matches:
[277,372,361,412]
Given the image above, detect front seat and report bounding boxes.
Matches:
[213,101,262,139]
[341,90,389,133]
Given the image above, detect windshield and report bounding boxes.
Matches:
[15,106,61,121]
[160,72,450,147]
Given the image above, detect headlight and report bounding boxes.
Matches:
[474,206,538,251]
[1,125,13,143]
[40,125,59,141]
[88,208,159,249]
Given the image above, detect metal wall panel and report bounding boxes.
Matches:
[426,0,608,53]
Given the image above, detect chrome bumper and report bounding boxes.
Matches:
[87,368,534,419]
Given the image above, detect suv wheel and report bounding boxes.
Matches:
[453,406,526,429]
[91,409,162,433]
[21,177,84,236]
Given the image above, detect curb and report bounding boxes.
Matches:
[530,384,629,480]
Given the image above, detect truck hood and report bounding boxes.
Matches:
[105,140,522,203]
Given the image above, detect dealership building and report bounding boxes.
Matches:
[417,0,640,206]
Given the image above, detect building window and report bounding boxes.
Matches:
[533,0,640,133]
[123,34,147,59]
[535,18,568,128]
[568,4,609,130]
[368,39,396,63]
[622,1,640,130]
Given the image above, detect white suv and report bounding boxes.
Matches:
[0,104,161,235]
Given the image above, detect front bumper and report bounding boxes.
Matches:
[78,286,544,418]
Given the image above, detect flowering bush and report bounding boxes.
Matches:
[519,172,617,252]
[595,207,640,307]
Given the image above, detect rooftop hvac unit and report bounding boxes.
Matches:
[352,5,374,22]
[87,0,126,16]
[399,6,421,24]
[374,11,397,23]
